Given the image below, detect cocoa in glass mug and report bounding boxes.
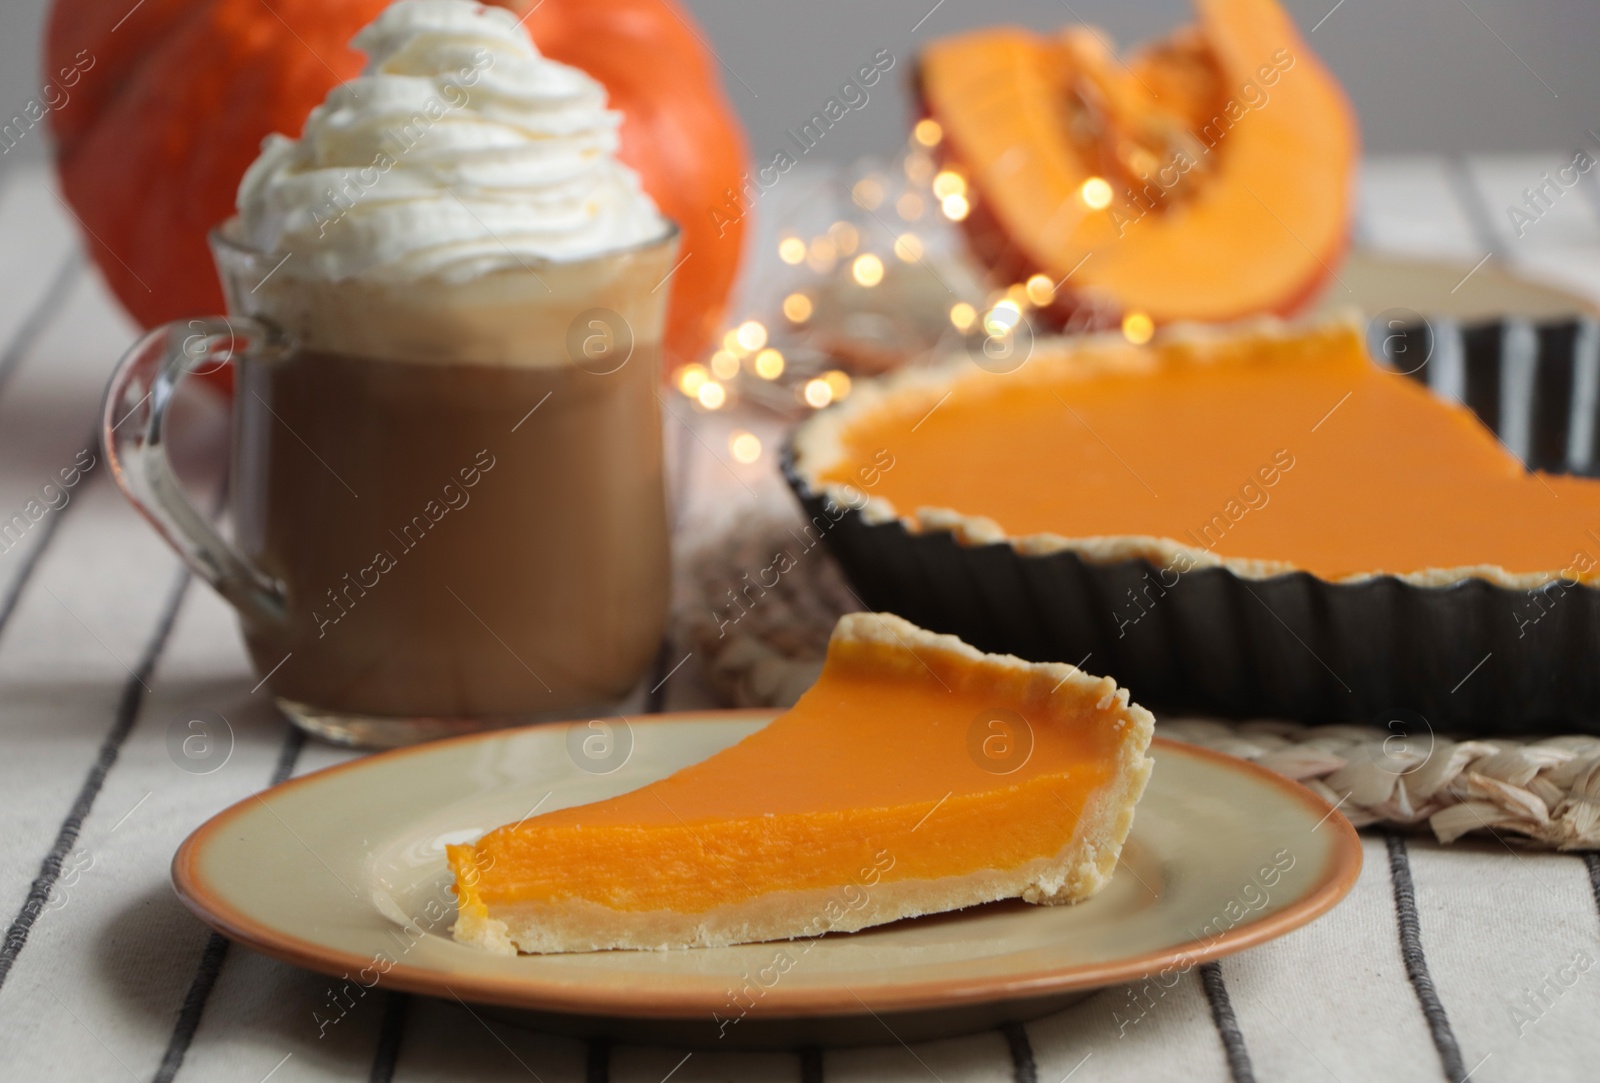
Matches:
[103,222,679,747]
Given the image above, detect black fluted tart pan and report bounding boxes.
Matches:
[783,316,1600,735]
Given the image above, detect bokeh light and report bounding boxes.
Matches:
[852,253,885,287]
[1080,176,1113,210]
[932,171,966,199]
[754,348,785,379]
[735,320,768,352]
[984,300,1021,337]
[852,176,885,210]
[1122,311,1155,344]
[782,292,813,323]
[676,363,708,396]
[710,350,740,380]
[729,430,762,464]
[828,221,860,255]
[807,236,838,272]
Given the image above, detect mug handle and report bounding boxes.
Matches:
[102,316,288,627]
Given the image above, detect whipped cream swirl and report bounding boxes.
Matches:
[237,0,666,281]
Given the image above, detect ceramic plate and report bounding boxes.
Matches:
[173,711,1361,1047]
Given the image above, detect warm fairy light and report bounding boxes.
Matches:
[676,363,709,396]
[984,300,1021,337]
[823,370,853,400]
[710,349,740,380]
[852,176,886,210]
[1080,176,1113,210]
[1122,311,1155,344]
[904,150,935,185]
[1005,283,1030,309]
[697,380,727,409]
[950,301,977,332]
[913,118,943,147]
[735,320,768,352]
[932,170,966,199]
[754,348,785,379]
[896,192,925,221]
[828,221,859,256]
[722,328,744,354]
[851,253,885,287]
[1025,274,1055,306]
[894,233,924,262]
[782,292,813,323]
[729,430,762,464]
[807,236,838,272]
[778,236,807,264]
[803,378,834,408]
[941,193,971,221]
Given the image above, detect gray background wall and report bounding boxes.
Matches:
[1,0,1595,173]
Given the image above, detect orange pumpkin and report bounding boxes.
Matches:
[918,0,1356,327]
[46,0,747,373]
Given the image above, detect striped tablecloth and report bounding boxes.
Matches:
[0,154,1598,1083]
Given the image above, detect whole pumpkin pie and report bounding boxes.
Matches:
[792,318,1600,589]
[449,613,1154,954]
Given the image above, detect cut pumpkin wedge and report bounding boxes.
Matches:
[919,0,1357,324]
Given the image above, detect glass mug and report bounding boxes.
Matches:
[104,223,678,747]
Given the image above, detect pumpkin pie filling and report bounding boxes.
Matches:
[799,321,1600,587]
[449,613,1154,953]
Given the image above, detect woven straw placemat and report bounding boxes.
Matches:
[680,510,1600,851]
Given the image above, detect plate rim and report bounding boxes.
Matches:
[172,710,1362,1020]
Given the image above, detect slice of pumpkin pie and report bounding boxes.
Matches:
[448,613,1154,954]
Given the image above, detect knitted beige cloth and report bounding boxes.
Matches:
[682,512,1600,851]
